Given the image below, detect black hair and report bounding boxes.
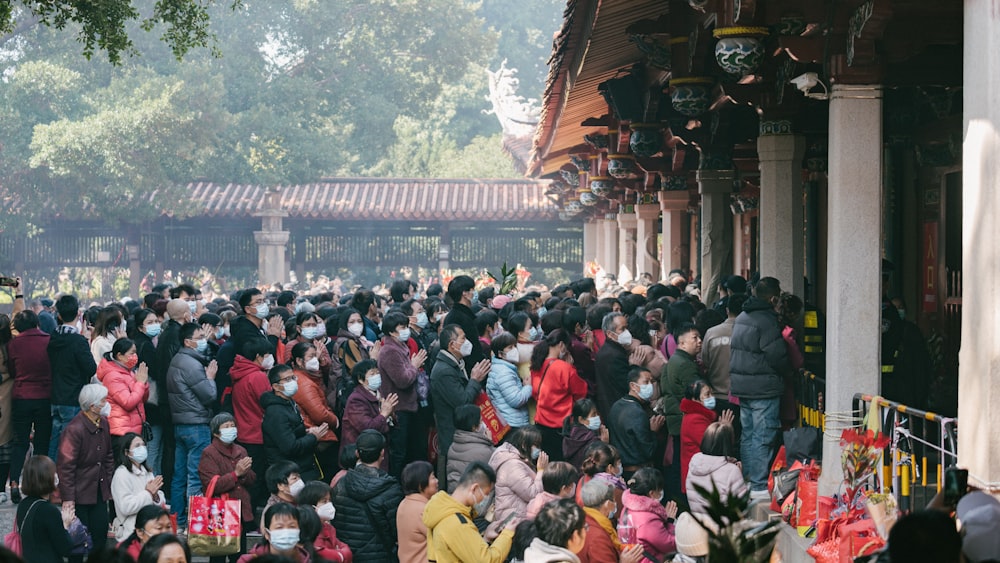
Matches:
[726,293,747,316]
[627,365,651,384]
[55,294,80,324]
[170,284,197,300]
[426,283,443,298]
[457,460,496,489]
[296,480,332,506]
[12,310,38,332]
[439,324,464,353]
[178,322,201,344]
[684,380,710,401]
[529,329,572,372]
[241,338,274,361]
[541,462,580,495]
[106,337,135,362]
[755,277,782,301]
[490,331,517,357]
[238,288,263,312]
[198,312,222,327]
[132,308,157,332]
[338,444,357,470]
[475,309,499,338]
[115,431,148,471]
[454,404,482,432]
[667,300,695,333]
[694,308,725,338]
[294,311,321,329]
[477,286,496,305]
[265,461,301,494]
[580,442,620,477]
[296,505,322,560]
[401,460,435,495]
[446,275,475,302]
[573,278,596,297]
[137,533,190,563]
[352,358,377,384]
[587,303,613,331]
[290,341,314,366]
[389,279,412,303]
[262,502,300,530]
[382,311,409,335]
[277,290,296,307]
[268,364,293,385]
[504,311,532,338]
[672,321,700,343]
[121,504,171,548]
[562,398,596,434]
[888,510,962,563]
[338,307,364,333]
[539,309,563,336]
[351,290,376,314]
[627,467,664,496]
[519,498,586,551]
[562,306,587,335]
[506,425,542,460]
[627,314,651,346]
[700,421,736,458]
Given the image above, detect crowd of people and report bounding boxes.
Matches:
[0,268,961,563]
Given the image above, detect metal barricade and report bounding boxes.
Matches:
[798,370,826,431]
[852,394,958,512]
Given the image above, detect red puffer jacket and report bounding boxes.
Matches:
[96,359,148,436]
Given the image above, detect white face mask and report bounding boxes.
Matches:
[503,348,519,363]
[348,322,364,337]
[260,355,275,370]
[301,326,320,340]
[316,502,336,521]
[304,357,320,372]
[415,312,429,328]
[367,372,382,392]
[459,339,474,358]
[99,402,112,418]
[616,329,633,347]
[586,416,601,431]
[638,382,654,400]
[219,427,238,444]
[398,328,411,342]
[289,478,305,497]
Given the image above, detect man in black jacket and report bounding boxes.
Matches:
[608,366,666,481]
[594,312,632,418]
[729,276,788,500]
[333,429,404,563]
[443,276,485,376]
[261,364,327,481]
[47,294,97,460]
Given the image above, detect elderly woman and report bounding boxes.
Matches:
[17,455,73,563]
[118,504,172,561]
[57,383,115,563]
[111,432,166,542]
[198,412,256,563]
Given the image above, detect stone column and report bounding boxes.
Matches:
[253,189,290,286]
[127,229,142,300]
[659,190,688,281]
[960,0,1000,489]
[600,215,619,283]
[438,224,451,280]
[697,169,735,304]
[634,203,661,281]
[819,84,883,496]
[758,122,806,298]
[583,221,599,276]
[617,211,638,283]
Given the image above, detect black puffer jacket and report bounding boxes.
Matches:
[332,464,404,563]
[260,391,319,481]
[729,297,788,400]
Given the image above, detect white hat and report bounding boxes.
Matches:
[957,491,1000,562]
[674,512,716,556]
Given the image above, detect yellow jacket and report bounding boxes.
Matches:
[422,491,514,563]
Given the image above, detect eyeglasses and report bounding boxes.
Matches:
[278,374,298,384]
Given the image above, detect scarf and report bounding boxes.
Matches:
[583,507,623,552]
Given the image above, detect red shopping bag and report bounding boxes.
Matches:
[475,391,510,445]
[806,537,841,563]
[838,519,884,563]
[187,476,241,556]
[795,461,821,532]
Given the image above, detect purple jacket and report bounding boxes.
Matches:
[57,412,114,505]
[7,328,52,400]
[341,385,390,447]
[377,336,419,412]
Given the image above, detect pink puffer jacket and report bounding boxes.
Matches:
[618,489,676,562]
[488,442,543,536]
[96,359,148,436]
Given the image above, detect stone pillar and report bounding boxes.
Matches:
[600,215,619,284]
[293,230,307,287]
[617,211,638,283]
[583,221,599,276]
[127,229,142,299]
[697,169,735,304]
[253,189,289,286]
[634,204,661,281]
[758,122,806,298]
[438,224,451,281]
[659,191,688,281]
[819,84,883,496]
[960,0,1000,489]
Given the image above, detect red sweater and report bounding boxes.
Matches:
[7,328,52,400]
[230,356,271,445]
[531,358,587,428]
[679,398,718,491]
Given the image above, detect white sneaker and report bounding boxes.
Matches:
[749,489,770,502]
[0,492,8,504]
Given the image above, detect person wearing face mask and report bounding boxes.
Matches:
[525,461,581,519]
[423,461,517,563]
[133,308,165,475]
[486,426,548,539]
[238,503,310,563]
[198,413,256,563]
[111,432,166,543]
[576,442,627,517]
[399,299,436,448]
[607,367,666,481]
[445,405,496,493]
[341,359,398,463]
[333,309,373,410]
[284,312,333,372]
[290,342,340,478]
[229,338,276,510]
[296,480,352,562]
[442,276,487,377]
[165,323,219,528]
[261,365,327,481]
[332,430,404,563]
[90,307,128,365]
[486,332,532,430]
[56,384,116,562]
[578,479,645,563]
[118,504,172,561]
[561,398,608,469]
[396,461,436,563]
[377,311,428,478]
[97,338,151,447]
[532,329,588,462]
[429,325,491,484]
[661,323,704,501]
[595,313,634,419]
[679,380,731,494]
[618,468,678,562]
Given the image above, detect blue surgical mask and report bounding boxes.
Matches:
[529,327,540,341]
[188,301,197,315]
[638,383,654,400]
[531,446,541,460]
[219,427,238,444]
[398,328,411,342]
[367,373,382,392]
[415,312,429,329]
[215,327,225,340]
[130,446,148,464]
[268,528,300,551]
[145,323,161,338]
[301,326,320,340]
[254,303,270,320]
[195,338,208,353]
[282,379,299,397]
[586,416,601,431]
[703,397,717,410]
[538,306,548,319]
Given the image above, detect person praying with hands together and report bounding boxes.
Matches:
[199,413,257,563]
[262,364,327,481]
[112,432,166,543]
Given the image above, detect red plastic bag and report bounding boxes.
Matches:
[795,462,821,531]
[769,445,788,511]
[838,519,884,563]
[806,538,840,563]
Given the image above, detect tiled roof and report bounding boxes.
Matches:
[186,179,559,221]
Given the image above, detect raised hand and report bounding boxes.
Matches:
[380,393,399,417]
[536,450,550,471]
[599,425,610,443]
[720,409,735,427]
[649,414,666,432]
[135,362,149,384]
[471,359,491,382]
[146,476,164,495]
[206,360,218,380]
[266,315,283,337]
[664,500,678,519]
[410,349,428,368]
[235,457,253,476]
[307,422,330,439]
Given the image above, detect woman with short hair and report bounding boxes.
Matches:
[117,504,172,560]
[198,412,256,563]
[522,498,588,563]
[396,461,438,563]
[16,455,73,563]
[138,533,191,563]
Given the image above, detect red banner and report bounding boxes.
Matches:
[474,391,510,445]
[922,223,939,313]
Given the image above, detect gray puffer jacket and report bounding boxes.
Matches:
[728,297,788,400]
[166,348,217,425]
[446,429,495,493]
